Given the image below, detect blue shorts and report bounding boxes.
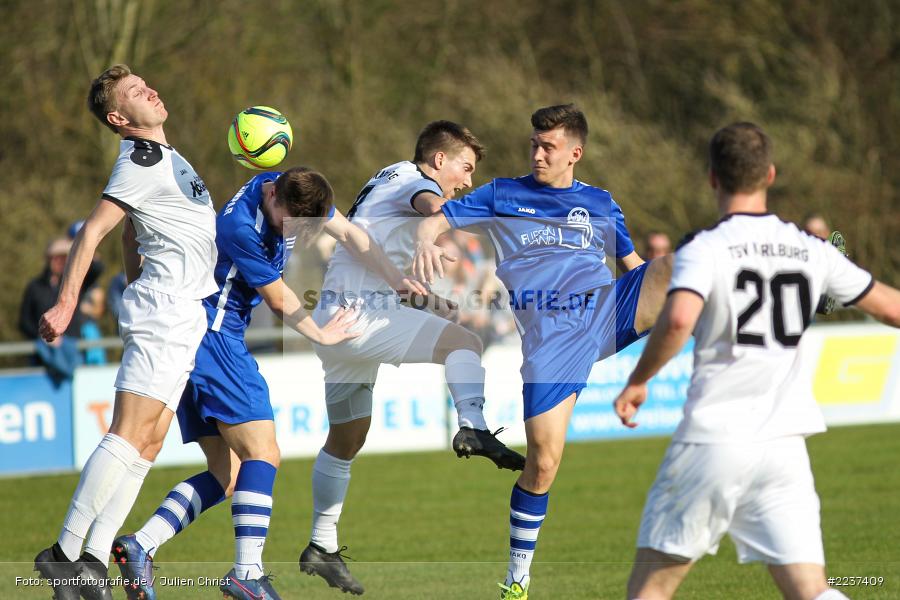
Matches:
[176,329,272,443]
[521,263,649,420]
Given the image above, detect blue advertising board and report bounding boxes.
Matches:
[0,370,74,475]
[568,337,693,440]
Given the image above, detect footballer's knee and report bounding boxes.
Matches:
[260,443,281,468]
[521,453,562,493]
[635,254,675,333]
[433,323,483,363]
[767,563,831,600]
[324,432,367,460]
[236,439,281,467]
[324,419,370,460]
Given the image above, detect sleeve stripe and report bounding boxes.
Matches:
[667,287,706,301]
[101,193,132,212]
[409,188,437,213]
[843,275,875,307]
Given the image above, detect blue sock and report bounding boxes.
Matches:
[232,460,277,580]
[135,470,225,556]
[506,483,548,588]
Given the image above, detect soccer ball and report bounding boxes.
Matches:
[227,106,293,169]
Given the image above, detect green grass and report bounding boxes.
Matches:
[2,423,899,598]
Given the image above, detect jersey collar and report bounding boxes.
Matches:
[124,135,173,150]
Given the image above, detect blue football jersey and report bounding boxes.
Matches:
[205,172,334,337]
[441,175,635,325]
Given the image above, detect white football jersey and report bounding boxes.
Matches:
[103,138,218,299]
[323,160,443,295]
[669,213,873,443]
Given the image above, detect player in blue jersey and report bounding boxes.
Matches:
[110,167,426,600]
[413,104,674,598]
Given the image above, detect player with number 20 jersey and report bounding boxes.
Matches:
[616,122,900,600]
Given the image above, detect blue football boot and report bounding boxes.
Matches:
[111,534,156,600]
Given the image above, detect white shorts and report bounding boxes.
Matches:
[312,292,448,422]
[114,283,207,409]
[637,436,824,565]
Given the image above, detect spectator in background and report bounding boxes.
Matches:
[79,285,107,365]
[432,231,517,349]
[802,212,830,240]
[19,238,101,382]
[642,231,672,260]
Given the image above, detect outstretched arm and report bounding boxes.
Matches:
[39,198,125,341]
[855,281,900,327]
[257,278,359,345]
[613,290,703,428]
[323,210,427,296]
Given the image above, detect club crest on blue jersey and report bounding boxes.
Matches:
[562,207,593,250]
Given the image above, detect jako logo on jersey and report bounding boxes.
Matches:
[517,207,536,214]
[562,206,593,250]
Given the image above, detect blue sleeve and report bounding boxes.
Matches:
[219,222,281,289]
[440,181,495,230]
[611,200,635,258]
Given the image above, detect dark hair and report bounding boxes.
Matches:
[274,167,334,245]
[414,120,485,164]
[531,104,588,145]
[275,167,334,219]
[88,64,132,133]
[709,122,773,194]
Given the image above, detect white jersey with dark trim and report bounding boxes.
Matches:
[102,137,217,299]
[322,160,442,295]
[669,213,873,443]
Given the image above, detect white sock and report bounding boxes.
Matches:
[57,434,140,561]
[814,590,850,600]
[445,349,488,430]
[83,457,153,564]
[310,449,352,553]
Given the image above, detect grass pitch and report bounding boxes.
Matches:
[2,423,899,598]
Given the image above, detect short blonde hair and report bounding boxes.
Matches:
[87,64,132,133]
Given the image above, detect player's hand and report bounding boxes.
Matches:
[38,303,75,343]
[391,275,429,298]
[413,241,456,284]
[613,382,647,428]
[316,307,361,346]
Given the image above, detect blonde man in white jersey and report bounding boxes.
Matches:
[299,121,525,594]
[614,122,900,600]
[33,64,219,600]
